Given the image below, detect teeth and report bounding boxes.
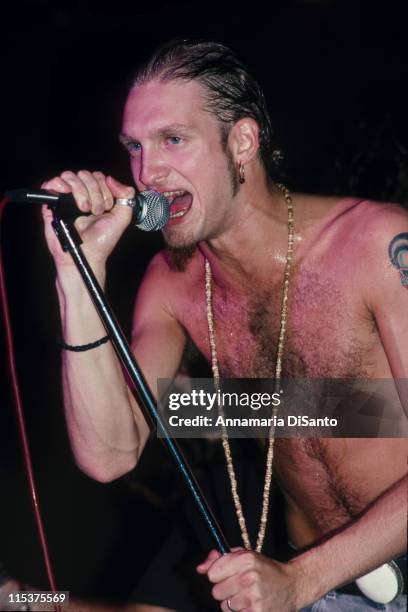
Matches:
[163,190,185,197]
[170,208,189,219]
[162,190,191,219]
[162,190,185,203]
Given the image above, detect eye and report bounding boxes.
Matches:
[127,141,141,153]
[120,139,141,155]
[166,135,183,145]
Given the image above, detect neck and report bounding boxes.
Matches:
[199,180,290,286]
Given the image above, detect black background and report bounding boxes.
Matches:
[1,0,407,604]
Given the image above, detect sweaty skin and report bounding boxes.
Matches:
[159,194,408,546]
[42,78,407,611]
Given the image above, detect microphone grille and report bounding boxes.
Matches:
[136,191,170,231]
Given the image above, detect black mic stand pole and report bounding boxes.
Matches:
[51,208,229,554]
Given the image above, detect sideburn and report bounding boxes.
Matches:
[218,122,240,197]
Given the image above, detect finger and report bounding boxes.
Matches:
[74,214,97,234]
[60,170,92,213]
[41,204,67,260]
[41,203,58,240]
[211,573,241,602]
[202,546,243,562]
[220,600,245,612]
[221,596,250,612]
[41,177,71,193]
[92,171,114,211]
[207,550,255,583]
[106,175,135,199]
[41,203,52,219]
[77,169,106,215]
[196,549,222,574]
[227,590,261,612]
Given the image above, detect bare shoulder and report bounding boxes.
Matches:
[325,198,408,308]
[348,199,408,259]
[296,192,407,227]
[295,195,408,300]
[356,198,408,232]
[298,193,408,252]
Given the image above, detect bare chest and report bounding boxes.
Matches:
[173,258,402,540]
[180,269,377,379]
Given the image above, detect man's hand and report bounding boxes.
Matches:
[197,549,300,611]
[41,171,133,270]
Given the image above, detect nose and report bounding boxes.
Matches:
[133,147,170,190]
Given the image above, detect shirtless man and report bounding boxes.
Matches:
[41,41,407,611]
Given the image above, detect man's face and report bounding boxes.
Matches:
[121,79,238,249]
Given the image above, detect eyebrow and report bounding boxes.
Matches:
[119,123,195,144]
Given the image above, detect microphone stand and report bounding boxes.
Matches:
[51,208,229,554]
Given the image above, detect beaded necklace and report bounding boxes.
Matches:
[205,184,294,552]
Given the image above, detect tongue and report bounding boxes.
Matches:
[170,192,193,214]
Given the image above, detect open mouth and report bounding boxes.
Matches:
[163,190,193,220]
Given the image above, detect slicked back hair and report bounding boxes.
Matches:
[131,39,281,180]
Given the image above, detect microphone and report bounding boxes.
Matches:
[5,188,170,231]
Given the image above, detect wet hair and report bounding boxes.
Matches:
[132,39,282,179]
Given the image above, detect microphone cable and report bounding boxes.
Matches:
[0,196,61,612]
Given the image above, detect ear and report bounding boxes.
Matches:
[228,118,260,164]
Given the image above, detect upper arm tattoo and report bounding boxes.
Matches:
[389,232,408,288]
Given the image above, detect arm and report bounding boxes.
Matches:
[370,213,408,416]
[292,203,408,604]
[197,474,407,611]
[291,473,407,607]
[43,171,185,482]
[57,252,185,483]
